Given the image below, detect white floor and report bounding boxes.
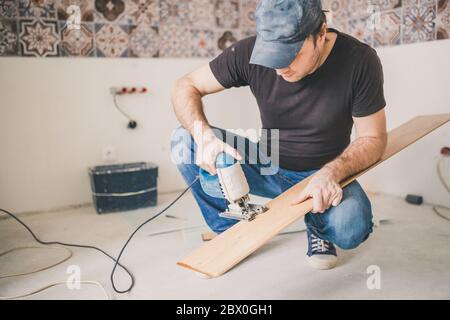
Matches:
[0,192,449,300]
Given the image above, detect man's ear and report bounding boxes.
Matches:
[313,23,327,48]
[319,22,328,41]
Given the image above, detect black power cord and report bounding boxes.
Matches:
[0,176,199,295]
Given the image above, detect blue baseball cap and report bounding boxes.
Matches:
[250,0,324,69]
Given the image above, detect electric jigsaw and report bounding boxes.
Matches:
[217,162,268,221]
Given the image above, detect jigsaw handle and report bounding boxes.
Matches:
[199,152,249,202]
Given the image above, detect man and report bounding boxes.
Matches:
[171,0,387,270]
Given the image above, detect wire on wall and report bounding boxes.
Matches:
[113,93,138,129]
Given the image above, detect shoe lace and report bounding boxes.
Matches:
[311,234,330,253]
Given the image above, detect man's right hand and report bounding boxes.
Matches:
[195,129,242,175]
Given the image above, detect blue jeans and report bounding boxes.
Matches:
[171,126,373,250]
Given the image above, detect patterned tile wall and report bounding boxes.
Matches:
[0,0,448,58]
[324,0,449,47]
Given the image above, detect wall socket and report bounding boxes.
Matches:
[102,146,116,163]
[110,86,148,95]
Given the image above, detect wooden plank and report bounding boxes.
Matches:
[177,114,450,278]
[201,231,217,241]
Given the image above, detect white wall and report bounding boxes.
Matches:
[0,57,260,212]
[1,38,449,213]
[360,39,450,207]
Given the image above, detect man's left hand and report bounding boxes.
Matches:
[290,168,343,213]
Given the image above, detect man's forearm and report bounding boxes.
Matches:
[322,135,387,183]
[171,78,213,141]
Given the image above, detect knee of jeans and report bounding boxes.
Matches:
[331,192,373,250]
[170,126,195,165]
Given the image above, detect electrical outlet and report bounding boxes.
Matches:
[102,146,116,163]
[110,86,148,95]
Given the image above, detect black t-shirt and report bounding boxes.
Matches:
[209,29,386,171]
